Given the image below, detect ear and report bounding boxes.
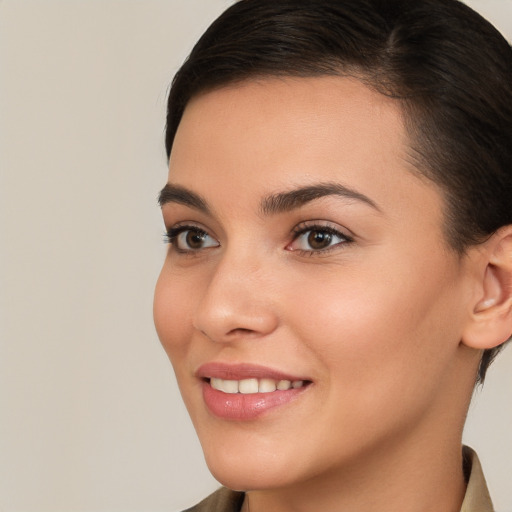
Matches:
[462,226,512,350]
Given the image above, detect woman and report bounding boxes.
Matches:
[154,1,512,511]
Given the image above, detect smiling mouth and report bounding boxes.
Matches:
[207,377,309,394]
[197,363,312,419]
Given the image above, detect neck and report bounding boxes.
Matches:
[244,434,467,512]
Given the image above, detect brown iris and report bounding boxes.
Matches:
[186,230,207,249]
[307,230,333,250]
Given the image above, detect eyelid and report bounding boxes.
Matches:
[291,220,354,238]
[287,220,354,255]
[164,222,220,253]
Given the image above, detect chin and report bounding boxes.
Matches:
[205,456,293,492]
[199,433,306,492]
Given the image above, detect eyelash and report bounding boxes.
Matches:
[289,222,354,256]
[164,224,219,254]
[164,222,354,256]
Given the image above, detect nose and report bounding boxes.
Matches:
[192,249,279,343]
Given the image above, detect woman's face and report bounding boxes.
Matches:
[154,77,477,491]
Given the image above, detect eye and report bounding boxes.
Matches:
[287,223,352,254]
[165,225,220,252]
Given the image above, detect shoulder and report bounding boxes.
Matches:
[182,488,245,512]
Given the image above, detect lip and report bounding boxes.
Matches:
[196,362,312,421]
[196,362,308,382]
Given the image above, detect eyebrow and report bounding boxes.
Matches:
[158,184,210,214]
[158,181,380,215]
[260,182,380,215]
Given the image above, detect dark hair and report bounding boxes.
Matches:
[165,0,512,383]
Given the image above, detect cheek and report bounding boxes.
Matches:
[288,258,464,410]
[153,266,196,362]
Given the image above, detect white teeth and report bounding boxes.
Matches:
[211,377,223,391]
[277,380,292,390]
[210,377,305,394]
[239,378,259,394]
[259,378,277,393]
[221,379,239,394]
[210,378,239,394]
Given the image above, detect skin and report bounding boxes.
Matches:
[154,76,498,512]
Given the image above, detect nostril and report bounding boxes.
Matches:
[227,327,255,335]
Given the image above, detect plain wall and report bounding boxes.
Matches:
[0,1,510,511]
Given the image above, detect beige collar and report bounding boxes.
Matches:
[460,446,494,512]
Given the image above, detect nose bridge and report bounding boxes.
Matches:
[193,243,278,342]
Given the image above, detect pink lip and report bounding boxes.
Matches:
[196,362,308,382]
[196,363,311,421]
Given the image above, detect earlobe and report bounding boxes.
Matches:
[462,227,512,350]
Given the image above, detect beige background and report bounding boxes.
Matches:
[0,1,511,511]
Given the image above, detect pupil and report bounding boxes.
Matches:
[308,230,332,249]
[187,230,204,249]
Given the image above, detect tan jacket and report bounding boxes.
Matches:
[184,447,493,512]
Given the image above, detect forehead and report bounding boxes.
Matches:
[168,76,442,226]
[175,76,405,163]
